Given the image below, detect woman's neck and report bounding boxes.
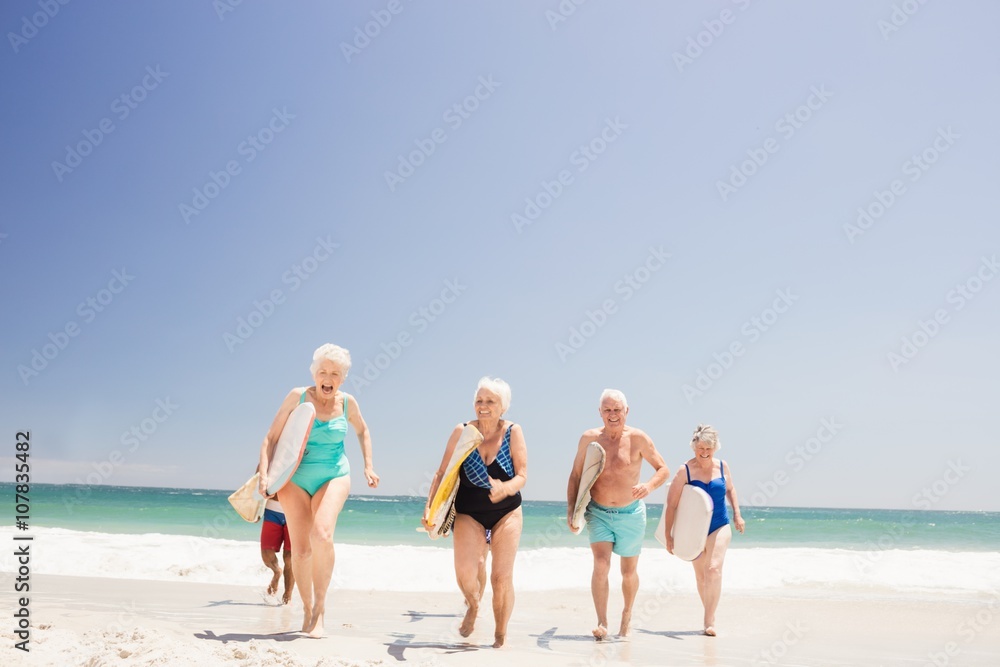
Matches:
[477,418,502,437]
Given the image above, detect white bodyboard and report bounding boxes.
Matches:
[655,484,714,561]
[266,402,315,495]
[570,442,606,535]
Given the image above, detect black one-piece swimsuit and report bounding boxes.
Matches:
[454,426,522,532]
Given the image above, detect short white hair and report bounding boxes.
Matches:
[690,424,721,452]
[476,376,511,414]
[310,343,352,375]
[599,388,628,410]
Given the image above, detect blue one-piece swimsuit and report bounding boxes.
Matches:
[686,460,729,535]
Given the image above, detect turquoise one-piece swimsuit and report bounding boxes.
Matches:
[289,391,350,495]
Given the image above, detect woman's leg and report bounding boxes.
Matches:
[487,507,522,648]
[452,513,489,637]
[305,474,351,638]
[699,524,732,635]
[277,482,315,631]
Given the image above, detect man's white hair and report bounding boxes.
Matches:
[599,388,628,410]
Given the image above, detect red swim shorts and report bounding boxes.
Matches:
[260,509,292,553]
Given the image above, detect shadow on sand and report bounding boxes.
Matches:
[401,609,463,623]
[531,627,631,650]
[385,632,483,662]
[203,599,279,608]
[635,627,706,640]
[194,629,302,643]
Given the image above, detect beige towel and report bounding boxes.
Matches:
[228,473,265,523]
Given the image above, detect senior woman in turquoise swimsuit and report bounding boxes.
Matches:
[258,343,379,638]
[422,377,527,648]
[662,424,745,637]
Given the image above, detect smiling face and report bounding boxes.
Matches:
[600,396,628,430]
[474,388,503,421]
[312,359,347,400]
[693,440,716,460]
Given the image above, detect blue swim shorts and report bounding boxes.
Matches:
[585,499,646,557]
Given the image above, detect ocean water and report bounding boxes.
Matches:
[15,483,1000,551]
[4,483,1000,595]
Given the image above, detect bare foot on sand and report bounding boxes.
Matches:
[281,590,292,605]
[493,633,505,648]
[307,609,325,639]
[459,603,478,637]
[267,572,281,596]
[704,626,717,637]
[592,624,609,641]
[300,607,314,634]
[618,611,632,638]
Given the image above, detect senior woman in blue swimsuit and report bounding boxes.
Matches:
[662,424,745,637]
[257,343,379,638]
[422,377,527,648]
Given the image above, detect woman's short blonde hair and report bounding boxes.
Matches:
[476,376,511,414]
[690,424,721,452]
[310,343,352,375]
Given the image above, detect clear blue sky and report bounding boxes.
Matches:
[2,1,998,510]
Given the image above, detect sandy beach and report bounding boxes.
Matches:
[5,573,998,666]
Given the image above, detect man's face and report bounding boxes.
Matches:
[600,397,628,429]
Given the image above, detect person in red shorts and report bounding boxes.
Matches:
[261,498,294,604]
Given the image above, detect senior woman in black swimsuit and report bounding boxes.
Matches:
[422,376,527,648]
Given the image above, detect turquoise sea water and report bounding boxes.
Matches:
[10,483,1000,551]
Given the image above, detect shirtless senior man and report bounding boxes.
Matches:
[567,388,670,640]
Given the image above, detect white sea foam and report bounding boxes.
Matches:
[2,527,998,597]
